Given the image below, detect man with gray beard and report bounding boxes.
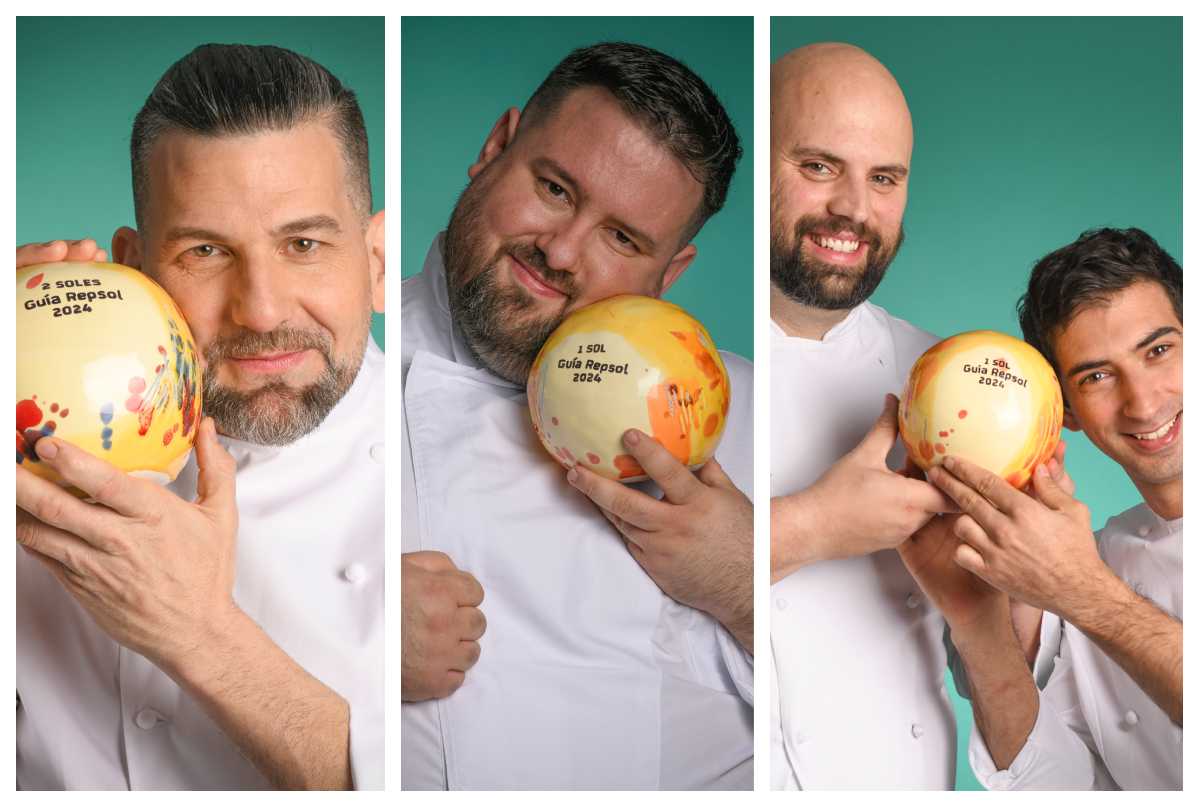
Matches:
[401,42,755,789]
[15,44,384,790]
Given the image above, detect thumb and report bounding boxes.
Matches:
[854,393,900,463]
[1030,463,1073,511]
[195,417,237,514]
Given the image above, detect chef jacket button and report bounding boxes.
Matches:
[134,708,162,730]
[1138,524,1151,537]
[775,598,788,611]
[911,723,924,739]
[905,593,920,609]
[342,563,367,584]
[1124,710,1139,727]
[369,443,385,463]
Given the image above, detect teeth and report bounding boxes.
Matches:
[1133,414,1178,440]
[815,235,860,253]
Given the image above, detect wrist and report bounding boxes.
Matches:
[159,604,259,690]
[1059,566,1133,632]
[948,598,1014,657]
[771,489,826,574]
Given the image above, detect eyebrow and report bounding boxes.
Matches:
[531,157,659,253]
[1065,325,1182,378]
[162,215,342,245]
[787,145,909,179]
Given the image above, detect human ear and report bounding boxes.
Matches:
[467,107,521,180]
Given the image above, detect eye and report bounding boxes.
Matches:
[870,174,897,186]
[1148,343,1172,358]
[802,161,832,175]
[1080,370,1109,386]
[290,238,317,254]
[613,229,632,246]
[189,244,218,259]
[540,178,570,201]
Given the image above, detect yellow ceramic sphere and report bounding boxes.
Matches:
[16,262,202,487]
[528,295,731,482]
[899,330,1063,489]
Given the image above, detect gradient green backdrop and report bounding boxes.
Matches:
[772,16,1182,791]
[401,17,754,359]
[16,17,386,348]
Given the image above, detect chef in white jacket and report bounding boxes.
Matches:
[15,44,385,790]
[904,227,1183,789]
[401,42,754,789]
[768,43,970,790]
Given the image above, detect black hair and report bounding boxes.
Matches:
[1018,227,1182,370]
[130,43,370,227]
[520,42,741,242]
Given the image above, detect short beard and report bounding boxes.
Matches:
[202,325,366,446]
[443,173,575,384]
[770,214,904,310]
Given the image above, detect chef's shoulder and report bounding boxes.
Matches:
[401,270,455,379]
[861,301,940,371]
[1093,501,1154,567]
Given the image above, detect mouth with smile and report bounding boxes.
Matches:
[1123,410,1182,453]
[510,252,567,299]
[804,231,868,265]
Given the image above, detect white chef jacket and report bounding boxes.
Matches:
[401,235,754,790]
[770,305,957,790]
[16,340,385,790]
[969,503,1183,790]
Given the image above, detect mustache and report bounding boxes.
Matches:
[793,215,882,249]
[204,327,333,364]
[509,243,577,298]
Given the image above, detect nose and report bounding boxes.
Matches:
[827,175,870,226]
[1121,368,1167,424]
[229,254,291,333]
[534,216,589,273]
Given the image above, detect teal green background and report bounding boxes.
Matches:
[16,17,386,348]
[772,17,1182,790]
[401,17,754,359]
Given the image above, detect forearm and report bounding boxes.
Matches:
[953,607,1040,771]
[163,609,352,790]
[770,491,824,581]
[1062,572,1182,725]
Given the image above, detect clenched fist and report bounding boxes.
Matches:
[401,551,486,701]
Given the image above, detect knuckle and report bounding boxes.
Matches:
[441,671,465,698]
[93,469,124,505]
[14,519,40,550]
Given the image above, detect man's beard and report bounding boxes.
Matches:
[770,214,904,310]
[201,324,367,446]
[443,178,576,384]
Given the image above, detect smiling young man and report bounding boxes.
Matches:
[15,45,384,790]
[400,42,753,789]
[901,227,1182,789]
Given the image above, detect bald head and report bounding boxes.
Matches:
[770,43,912,321]
[771,43,912,160]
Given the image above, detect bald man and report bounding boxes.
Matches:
[768,43,959,789]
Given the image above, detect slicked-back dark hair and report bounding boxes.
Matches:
[519,42,741,243]
[1018,227,1182,370]
[130,43,371,228]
